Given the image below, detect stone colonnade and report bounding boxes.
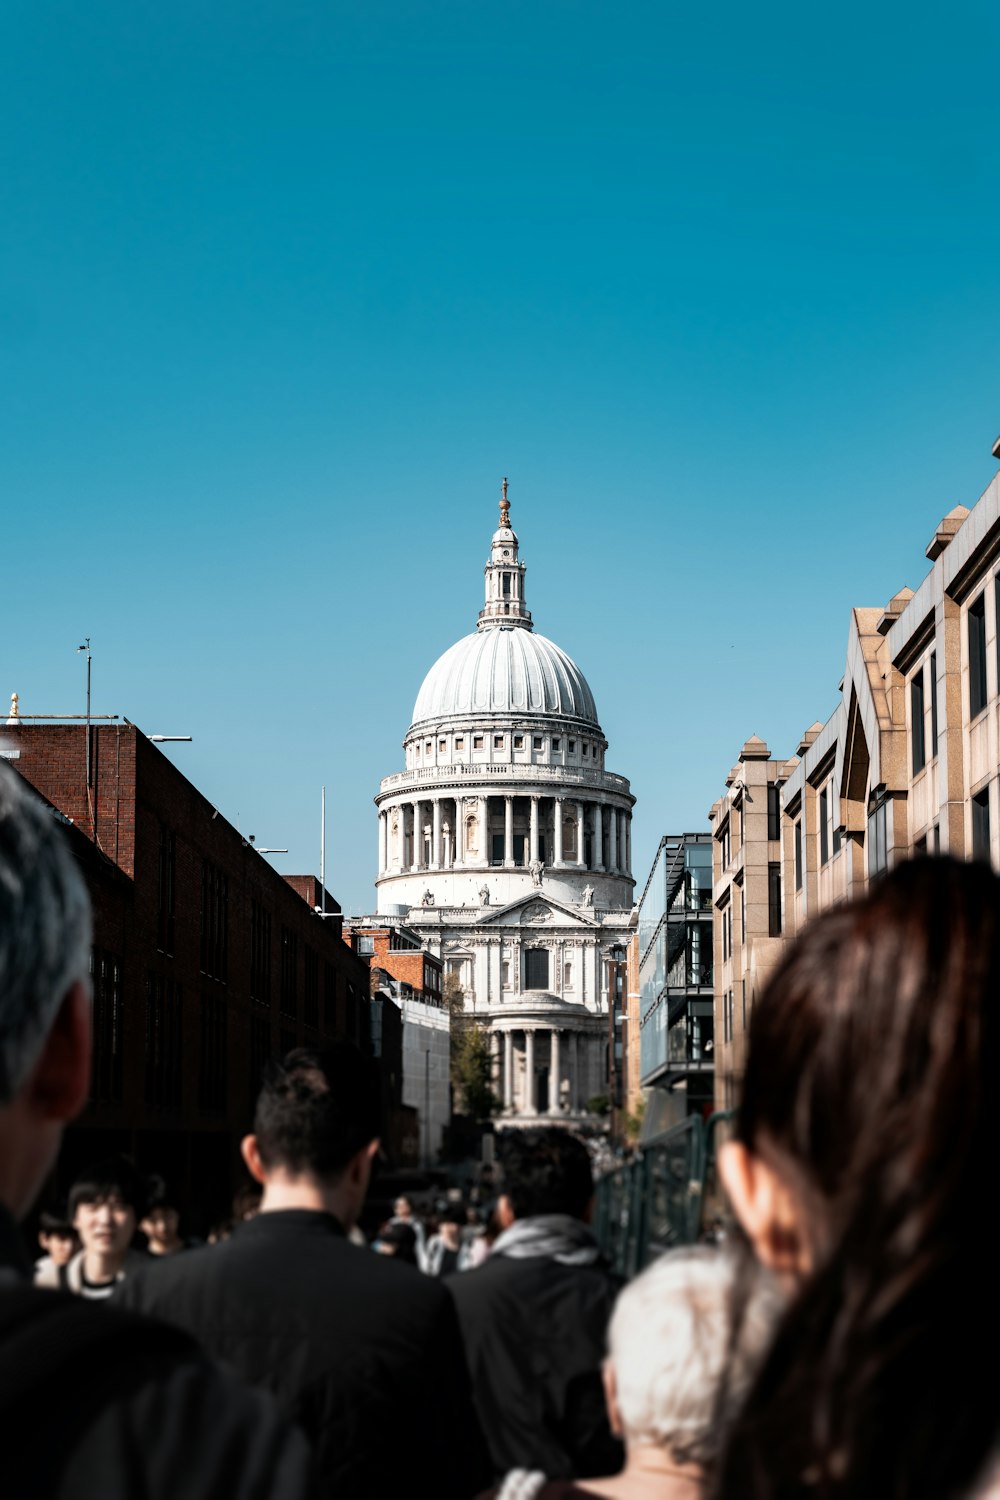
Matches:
[378,793,632,879]
[492,1026,601,1116]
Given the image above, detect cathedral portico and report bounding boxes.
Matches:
[373,484,636,1129]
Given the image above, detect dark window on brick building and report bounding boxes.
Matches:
[304,946,319,1029]
[145,974,182,1109]
[200,860,229,982]
[250,900,272,1005]
[157,825,176,956]
[525,948,549,989]
[90,948,123,1104]
[280,926,298,1018]
[198,993,227,1115]
[249,1015,272,1115]
[324,962,339,1036]
[767,782,780,841]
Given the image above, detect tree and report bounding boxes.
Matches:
[446,973,499,1121]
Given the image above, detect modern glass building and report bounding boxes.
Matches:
[637,833,714,1118]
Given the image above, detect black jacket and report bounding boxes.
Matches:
[447,1232,625,1481]
[0,1205,312,1500]
[117,1208,491,1498]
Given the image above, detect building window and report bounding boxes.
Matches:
[279,926,298,1018]
[157,825,176,956]
[969,592,988,719]
[90,949,123,1104]
[198,992,227,1115]
[867,800,888,878]
[972,787,991,862]
[502,572,512,596]
[200,861,229,983]
[719,818,731,870]
[568,740,576,752]
[501,959,511,987]
[525,948,549,989]
[473,735,483,749]
[145,975,182,1109]
[553,738,561,750]
[930,651,939,756]
[819,788,829,866]
[563,960,572,987]
[456,737,464,749]
[494,735,504,749]
[767,783,780,841]
[250,900,272,1005]
[438,739,446,752]
[911,672,926,775]
[794,821,802,890]
[513,735,524,749]
[304,947,319,1029]
[357,934,375,956]
[533,736,543,750]
[768,863,782,936]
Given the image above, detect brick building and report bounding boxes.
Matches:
[0,720,370,1229]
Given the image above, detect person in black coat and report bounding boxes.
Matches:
[118,1044,491,1499]
[447,1127,625,1482]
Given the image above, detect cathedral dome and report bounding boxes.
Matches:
[410,626,599,729]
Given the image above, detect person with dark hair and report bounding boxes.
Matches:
[141,1180,196,1257]
[448,1126,624,1482]
[374,1218,420,1264]
[118,1045,490,1499]
[0,765,311,1498]
[37,1156,148,1296]
[424,1203,470,1276]
[33,1203,78,1284]
[713,856,1000,1500]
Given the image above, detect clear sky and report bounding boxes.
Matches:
[3,1,999,912]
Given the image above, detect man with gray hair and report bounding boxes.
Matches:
[0,765,312,1499]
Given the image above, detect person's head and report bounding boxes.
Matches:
[38,1205,77,1266]
[0,767,93,1218]
[606,1247,776,1470]
[716,857,1000,1499]
[393,1194,413,1220]
[375,1219,419,1264]
[496,1127,594,1226]
[69,1156,144,1269]
[241,1045,381,1227]
[142,1183,183,1252]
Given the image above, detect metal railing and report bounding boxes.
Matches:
[594,1111,733,1278]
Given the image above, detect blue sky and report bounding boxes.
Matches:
[3,1,999,911]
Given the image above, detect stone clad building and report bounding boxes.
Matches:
[374,487,636,1124]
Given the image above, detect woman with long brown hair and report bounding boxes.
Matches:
[714,856,1000,1500]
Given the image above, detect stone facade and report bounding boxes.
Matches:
[710,446,1000,1108]
[373,490,636,1127]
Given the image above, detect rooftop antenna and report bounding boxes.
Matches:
[75,638,93,838]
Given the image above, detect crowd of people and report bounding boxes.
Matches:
[2,760,1000,1498]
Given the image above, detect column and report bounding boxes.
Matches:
[609,804,618,872]
[378,811,387,875]
[432,798,442,869]
[529,796,540,863]
[504,795,514,866]
[576,802,586,867]
[554,796,564,865]
[455,799,465,866]
[593,803,604,871]
[411,801,421,870]
[549,1029,560,1114]
[569,1033,579,1111]
[618,811,627,875]
[626,814,632,877]
[524,1028,536,1115]
[503,1031,513,1107]
[479,796,489,864]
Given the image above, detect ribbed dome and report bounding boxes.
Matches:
[411,628,599,729]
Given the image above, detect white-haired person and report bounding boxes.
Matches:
[486,1244,778,1500]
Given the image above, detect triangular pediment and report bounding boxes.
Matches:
[476,891,600,929]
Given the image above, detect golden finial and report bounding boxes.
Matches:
[499,475,510,528]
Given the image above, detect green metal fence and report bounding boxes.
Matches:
[594,1111,733,1277]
